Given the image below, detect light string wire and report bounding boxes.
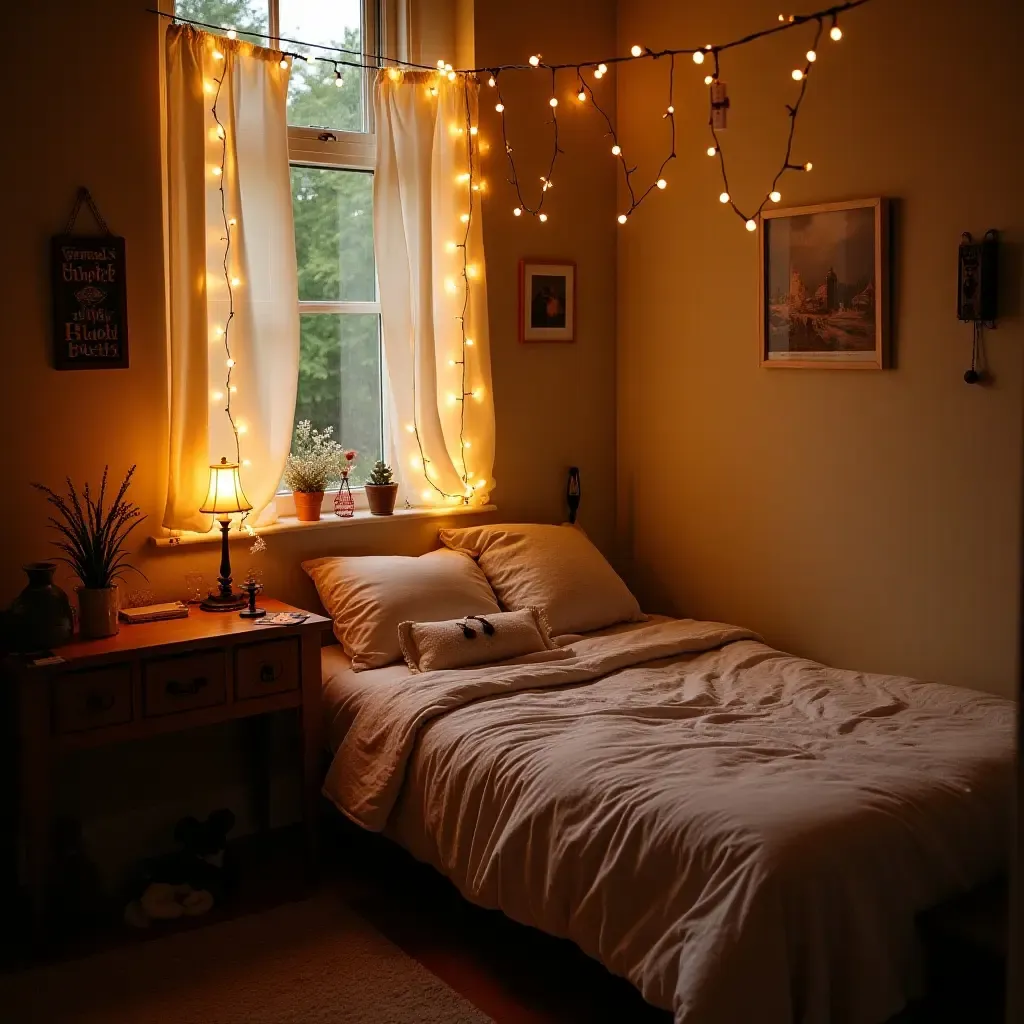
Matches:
[406,74,481,506]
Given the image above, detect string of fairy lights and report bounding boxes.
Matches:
[162,0,873,509]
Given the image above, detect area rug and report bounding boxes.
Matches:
[2,896,493,1023]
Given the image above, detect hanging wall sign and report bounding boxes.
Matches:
[51,188,129,370]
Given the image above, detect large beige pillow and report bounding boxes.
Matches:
[438,523,645,636]
[302,548,500,670]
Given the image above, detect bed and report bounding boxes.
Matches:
[319,616,1014,1024]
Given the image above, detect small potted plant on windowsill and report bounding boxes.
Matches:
[365,461,399,516]
[33,466,146,640]
[284,421,343,523]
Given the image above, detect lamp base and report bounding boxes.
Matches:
[201,590,248,612]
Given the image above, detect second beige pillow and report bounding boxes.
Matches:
[438,523,645,636]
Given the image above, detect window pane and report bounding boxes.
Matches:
[292,166,375,302]
[295,314,382,486]
[281,0,366,133]
[174,0,268,45]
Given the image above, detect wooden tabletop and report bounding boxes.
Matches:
[20,599,331,668]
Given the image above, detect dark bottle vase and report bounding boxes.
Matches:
[9,562,74,652]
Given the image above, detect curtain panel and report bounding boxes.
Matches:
[163,25,299,532]
[374,71,495,508]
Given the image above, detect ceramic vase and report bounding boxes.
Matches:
[8,562,74,651]
[77,585,119,640]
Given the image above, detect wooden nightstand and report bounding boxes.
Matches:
[9,599,331,944]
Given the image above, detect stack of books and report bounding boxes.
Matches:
[118,602,190,624]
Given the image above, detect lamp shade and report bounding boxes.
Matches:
[199,457,253,516]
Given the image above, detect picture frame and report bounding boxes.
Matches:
[519,259,576,343]
[759,197,889,369]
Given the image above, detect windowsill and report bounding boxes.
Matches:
[150,503,497,548]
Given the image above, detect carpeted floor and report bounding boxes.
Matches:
[0,895,492,1024]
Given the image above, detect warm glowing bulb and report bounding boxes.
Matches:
[388,67,400,80]
[470,126,478,135]
[617,214,628,224]
[719,192,730,203]
[792,68,804,81]
[422,490,432,500]
[212,391,224,401]
[216,126,225,139]
[657,178,667,189]
[429,86,438,97]
[456,172,470,183]
[529,55,540,67]
[204,80,214,94]
[228,217,237,226]
[226,28,237,39]
[465,339,475,348]
[513,207,522,217]
[229,385,237,393]
[549,97,558,107]
[460,213,470,223]
[692,51,705,65]
[594,68,604,79]
[611,144,621,155]
[444,278,457,294]
[213,49,224,60]
[488,75,496,87]
[279,58,289,69]
[578,90,587,101]
[437,60,446,69]
[446,240,457,252]
[495,102,504,112]
[746,219,757,232]
[539,213,548,222]
[447,70,456,82]
[212,166,222,176]
[804,161,813,171]
[598,63,608,74]
[226,358,235,367]
[405,423,415,433]
[806,49,817,62]
[466,264,478,278]
[769,190,782,203]
[444,63,453,72]
[473,388,484,400]
[230,276,240,286]
[707,146,717,156]
[830,24,843,41]
[448,358,457,366]
[447,393,457,405]
[631,45,643,57]
[411,456,421,468]
[704,75,714,85]
[335,73,344,88]
[242,459,251,467]
[214,327,224,337]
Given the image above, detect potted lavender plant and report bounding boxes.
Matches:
[33,466,146,639]
[283,421,343,522]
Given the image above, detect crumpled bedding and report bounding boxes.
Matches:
[321,619,1014,1024]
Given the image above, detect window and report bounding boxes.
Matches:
[174,0,384,490]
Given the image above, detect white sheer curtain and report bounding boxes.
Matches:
[163,25,299,532]
[374,71,495,508]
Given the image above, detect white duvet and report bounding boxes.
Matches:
[322,619,1014,1024]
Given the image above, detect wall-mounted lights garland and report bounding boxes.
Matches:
[163,0,873,233]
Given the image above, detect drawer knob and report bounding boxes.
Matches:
[85,690,116,713]
[166,676,208,696]
[258,662,282,683]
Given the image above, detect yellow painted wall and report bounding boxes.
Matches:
[616,0,1024,697]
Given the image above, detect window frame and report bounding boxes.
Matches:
[275,0,389,516]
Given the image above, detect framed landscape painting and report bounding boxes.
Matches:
[759,198,889,369]
[519,260,576,343]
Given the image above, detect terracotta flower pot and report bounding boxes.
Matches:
[77,585,119,640]
[365,483,399,516]
[293,490,325,522]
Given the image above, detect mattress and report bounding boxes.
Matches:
[319,618,1014,1024]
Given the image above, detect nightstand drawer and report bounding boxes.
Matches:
[235,638,300,700]
[53,666,133,734]
[143,651,226,717]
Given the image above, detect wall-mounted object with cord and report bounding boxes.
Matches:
[957,229,999,384]
[567,467,581,524]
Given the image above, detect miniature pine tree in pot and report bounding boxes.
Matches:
[365,461,398,516]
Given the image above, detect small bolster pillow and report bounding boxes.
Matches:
[398,607,558,674]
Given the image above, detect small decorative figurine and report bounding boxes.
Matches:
[239,570,265,619]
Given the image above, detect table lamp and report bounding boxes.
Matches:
[199,457,252,612]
